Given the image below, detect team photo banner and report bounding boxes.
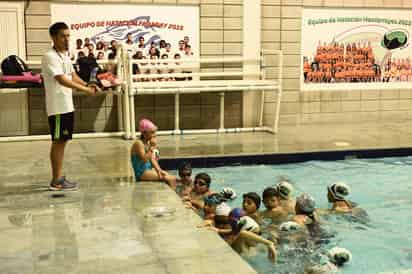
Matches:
[51,3,199,59]
[301,8,412,91]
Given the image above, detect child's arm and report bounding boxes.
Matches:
[150,154,163,176]
[215,228,232,235]
[190,199,204,210]
[239,230,277,262]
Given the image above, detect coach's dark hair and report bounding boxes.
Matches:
[49,22,69,37]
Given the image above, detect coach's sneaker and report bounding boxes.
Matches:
[49,176,78,191]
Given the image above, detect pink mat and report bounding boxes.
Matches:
[0,72,42,84]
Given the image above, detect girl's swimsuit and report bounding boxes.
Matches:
[131,148,152,180]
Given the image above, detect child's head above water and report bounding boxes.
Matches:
[216,201,231,217]
[295,193,316,215]
[328,247,352,267]
[327,182,350,202]
[194,173,211,194]
[242,192,261,214]
[262,187,279,210]
[229,208,260,234]
[220,187,237,201]
[178,162,192,181]
[228,208,246,232]
[215,202,232,229]
[203,193,223,215]
[276,181,294,200]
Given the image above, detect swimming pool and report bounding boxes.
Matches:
[190,156,412,274]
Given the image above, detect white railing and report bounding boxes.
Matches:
[126,50,283,139]
[0,48,283,141]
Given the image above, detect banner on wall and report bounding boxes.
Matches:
[301,8,412,91]
[51,3,199,61]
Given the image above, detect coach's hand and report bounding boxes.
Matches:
[89,84,101,94]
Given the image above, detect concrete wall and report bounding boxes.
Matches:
[262,0,412,127]
[24,0,243,133]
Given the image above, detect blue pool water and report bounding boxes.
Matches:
[192,156,412,274]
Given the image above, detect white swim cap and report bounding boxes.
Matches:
[239,216,260,233]
[328,247,352,266]
[215,202,231,216]
[279,221,301,232]
[328,182,350,201]
[296,193,316,214]
[277,181,294,199]
[220,187,237,200]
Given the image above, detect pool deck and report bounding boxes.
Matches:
[1,121,412,274]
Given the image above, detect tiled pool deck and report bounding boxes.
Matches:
[1,122,412,274]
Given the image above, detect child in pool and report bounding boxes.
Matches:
[130,119,176,189]
[242,192,262,224]
[183,173,214,210]
[304,247,352,274]
[210,208,277,262]
[294,193,318,226]
[294,193,333,242]
[198,194,232,231]
[276,180,296,215]
[262,187,289,225]
[214,201,232,232]
[324,182,369,223]
[202,193,223,225]
[176,162,193,198]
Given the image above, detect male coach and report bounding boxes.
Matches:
[42,22,100,190]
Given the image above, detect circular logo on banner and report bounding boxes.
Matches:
[382,30,408,50]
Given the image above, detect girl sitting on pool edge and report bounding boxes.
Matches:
[131,119,177,189]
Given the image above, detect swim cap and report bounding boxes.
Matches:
[203,193,223,206]
[296,193,316,214]
[328,247,352,267]
[216,202,231,216]
[277,181,294,199]
[139,118,157,133]
[328,182,350,201]
[229,208,246,221]
[243,192,261,209]
[220,187,237,200]
[238,216,260,233]
[279,221,301,232]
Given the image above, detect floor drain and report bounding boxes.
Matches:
[144,206,176,218]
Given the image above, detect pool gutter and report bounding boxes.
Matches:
[160,147,412,169]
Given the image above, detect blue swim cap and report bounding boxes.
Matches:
[228,208,246,233]
[229,208,246,221]
[204,193,224,206]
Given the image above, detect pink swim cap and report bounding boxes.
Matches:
[139,118,157,132]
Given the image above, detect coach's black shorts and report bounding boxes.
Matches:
[48,112,74,141]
